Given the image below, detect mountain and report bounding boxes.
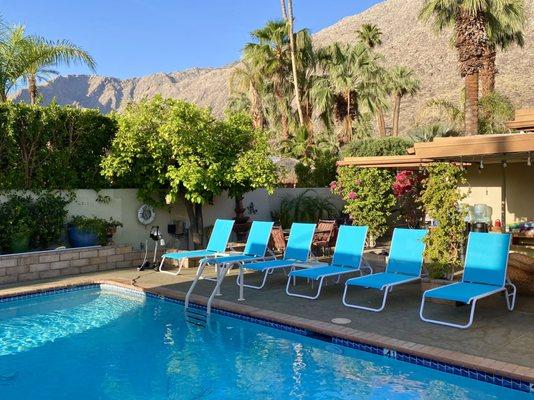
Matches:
[12,0,534,131]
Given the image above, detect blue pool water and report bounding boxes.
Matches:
[0,286,530,400]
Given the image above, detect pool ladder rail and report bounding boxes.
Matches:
[184,307,208,327]
[184,256,238,321]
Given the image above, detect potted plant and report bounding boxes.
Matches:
[0,195,34,254]
[68,216,122,247]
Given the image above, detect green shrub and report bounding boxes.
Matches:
[69,216,122,246]
[31,191,74,249]
[479,92,514,135]
[295,149,338,188]
[271,190,337,229]
[342,137,413,157]
[332,167,396,246]
[420,163,468,279]
[0,191,74,253]
[0,195,34,252]
[0,102,117,190]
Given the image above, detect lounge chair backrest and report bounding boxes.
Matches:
[386,228,428,276]
[463,232,511,287]
[206,219,235,252]
[284,223,316,261]
[243,221,274,257]
[331,225,368,268]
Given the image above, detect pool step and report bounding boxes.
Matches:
[185,307,207,327]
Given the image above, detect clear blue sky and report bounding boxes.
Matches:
[3,0,382,79]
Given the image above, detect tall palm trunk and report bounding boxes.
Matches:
[480,44,497,97]
[28,74,38,105]
[249,83,264,129]
[392,94,402,137]
[376,108,386,137]
[464,72,480,135]
[342,90,352,144]
[274,82,290,140]
[284,0,305,127]
[455,9,486,135]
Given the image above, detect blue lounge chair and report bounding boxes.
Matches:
[285,225,370,299]
[343,228,428,312]
[185,221,274,303]
[237,222,316,291]
[420,232,516,329]
[158,219,235,275]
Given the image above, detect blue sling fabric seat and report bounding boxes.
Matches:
[420,232,516,329]
[343,228,428,312]
[158,219,235,275]
[285,225,369,300]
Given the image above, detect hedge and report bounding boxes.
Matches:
[0,102,117,189]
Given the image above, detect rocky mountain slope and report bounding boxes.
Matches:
[12,0,534,130]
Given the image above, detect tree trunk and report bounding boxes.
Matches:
[28,74,38,105]
[480,44,497,97]
[280,0,288,19]
[185,201,204,250]
[285,0,305,128]
[392,94,402,137]
[341,90,352,144]
[250,83,264,130]
[0,82,7,102]
[464,72,479,135]
[376,108,386,137]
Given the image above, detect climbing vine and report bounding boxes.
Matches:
[420,163,468,278]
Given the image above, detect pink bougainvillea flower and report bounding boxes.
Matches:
[347,191,358,200]
[329,181,338,190]
[393,170,415,197]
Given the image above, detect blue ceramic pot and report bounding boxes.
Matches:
[68,226,99,248]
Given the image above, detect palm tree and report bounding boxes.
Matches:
[281,0,305,127]
[0,25,28,101]
[357,23,383,49]
[480,0,525,96]
[229,61,265,129]
[244,21,292,140]
[388,66,420,137]
[20,30,96,104]
[420,0,496,135]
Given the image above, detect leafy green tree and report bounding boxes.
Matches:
[342,137,413,157]
[0,25,28,101]
[357,23,383,49]
[101,97,277,248]
[388,66,420,137]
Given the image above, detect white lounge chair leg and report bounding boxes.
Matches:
[285,276,325,299]
[239,268,271,290]
[238,265,245,301]
[342,284,390,312]
[419,295,477,329]
[505,281,517,311]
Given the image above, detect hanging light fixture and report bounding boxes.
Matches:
[528,152,532,167]
[479,157,484,170]
[502,160,508,168]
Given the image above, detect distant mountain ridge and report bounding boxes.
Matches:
[12,0,534,131]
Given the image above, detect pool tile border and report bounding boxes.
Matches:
[2,281,533,395]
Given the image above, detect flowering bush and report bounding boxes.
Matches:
[332,167,396,246]
[393,170,426,228]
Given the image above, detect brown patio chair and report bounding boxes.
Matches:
[313,220,336,256]
[269,225,287,255]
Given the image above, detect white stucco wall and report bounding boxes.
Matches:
[62,187,343,250]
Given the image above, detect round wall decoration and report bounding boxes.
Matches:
[137,204,156,225]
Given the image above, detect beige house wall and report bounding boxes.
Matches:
[460,162,534,226]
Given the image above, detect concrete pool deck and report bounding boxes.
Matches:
[1,262,534,384]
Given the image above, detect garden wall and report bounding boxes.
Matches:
[0,245,144,285]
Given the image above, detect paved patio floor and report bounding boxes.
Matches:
[1,259,533,373]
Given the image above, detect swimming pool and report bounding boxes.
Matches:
[0,285,531,399]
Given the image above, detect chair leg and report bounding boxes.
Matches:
[286,276,325,299]
[158,257,185,276]
[342,284,390,312]
[504,281,517,311]
[419,295,477,329]
[239,268,271,290]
